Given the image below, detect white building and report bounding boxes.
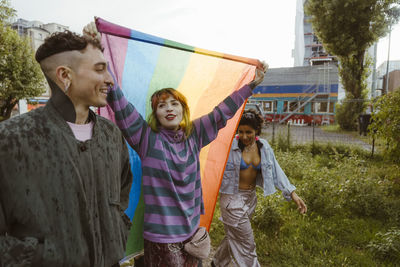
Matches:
[294,0,378,101]
[12,19,69,53]
[292,0,341,110]
[293,0,337,67]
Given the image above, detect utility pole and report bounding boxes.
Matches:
[384,24,392,95]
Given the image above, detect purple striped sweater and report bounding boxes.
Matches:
[107,85,252,243]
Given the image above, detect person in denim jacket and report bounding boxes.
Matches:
[212,110,307,267]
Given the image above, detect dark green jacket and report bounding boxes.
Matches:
[0,87,132,266]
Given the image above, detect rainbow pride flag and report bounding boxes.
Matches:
[96,17,261,257]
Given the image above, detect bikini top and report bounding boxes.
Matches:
[240,157,261,171]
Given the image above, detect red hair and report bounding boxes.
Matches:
[147,88,193,136]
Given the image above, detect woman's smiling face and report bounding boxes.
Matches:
[155,94,183,131]
[238,124,256,146]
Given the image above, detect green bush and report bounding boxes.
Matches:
[370,89,400,162]
[274,150,310,181]
[341,176,390,220]
[368,228,400,262]
[252,193,284,234]
[275,133,291,152]
[210,143,400,266]
[336,99,366,131]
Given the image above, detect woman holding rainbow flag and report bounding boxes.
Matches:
[83,22,267,267]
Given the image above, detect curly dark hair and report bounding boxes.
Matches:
[238,109,264,135]
[35,30,103,63]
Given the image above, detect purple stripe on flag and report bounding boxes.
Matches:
[96,17,131,39]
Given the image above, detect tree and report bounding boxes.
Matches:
[0,0,45,121]
[369,89,400,161]
[0,0,14,24]
[305,0,400,130]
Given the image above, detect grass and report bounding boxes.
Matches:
[319,124,388,152]
[320,124,344,133]
[209,143,400,266]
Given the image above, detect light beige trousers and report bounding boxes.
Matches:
[213,189,260,267]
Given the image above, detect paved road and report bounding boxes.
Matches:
[261,124,372,151]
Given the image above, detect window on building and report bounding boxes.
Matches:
[262,101,277,113]
[318,102,328,113]
[289,102,298,112]
[39,33,43,40]
[283,101,289,112]
[298,102,305,113]
[283,101,302,113]
[312,102,321,113]
[313,35,320,43]
[312,101,334,113]
[328,102,334,113]
[285,101,304,113]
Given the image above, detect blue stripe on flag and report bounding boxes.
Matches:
[125,145,142,220]
[122,38,161,115]
[122,33,160,220]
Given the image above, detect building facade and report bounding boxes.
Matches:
[12,19,69,52]
[382,70,400,93]
[249,0,338,125]
[250,65,339,125]
[293,0,337,67]
[376,60,400,95]
[293,0,378,100]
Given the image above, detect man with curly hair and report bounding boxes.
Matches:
[0,31,132,267]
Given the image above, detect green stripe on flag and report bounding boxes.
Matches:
[125,186,145,256]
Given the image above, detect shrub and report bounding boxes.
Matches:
[341,176,390,220]
[252,193,284,234]
[274,150,310,181]
[336,99,366,131]
[368,228,400,262]
[275,133,291,152]
[369,89,400,162]
[210,143,400,266]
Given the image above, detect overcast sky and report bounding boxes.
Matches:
[9,0,400,69]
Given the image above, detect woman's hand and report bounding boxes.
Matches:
[249,61,268,90]
[291,191,307,214]
[82,21,101,42]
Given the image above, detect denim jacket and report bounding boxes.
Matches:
[219,137,296,200]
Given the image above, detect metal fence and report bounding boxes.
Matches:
[261,123,374,153]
